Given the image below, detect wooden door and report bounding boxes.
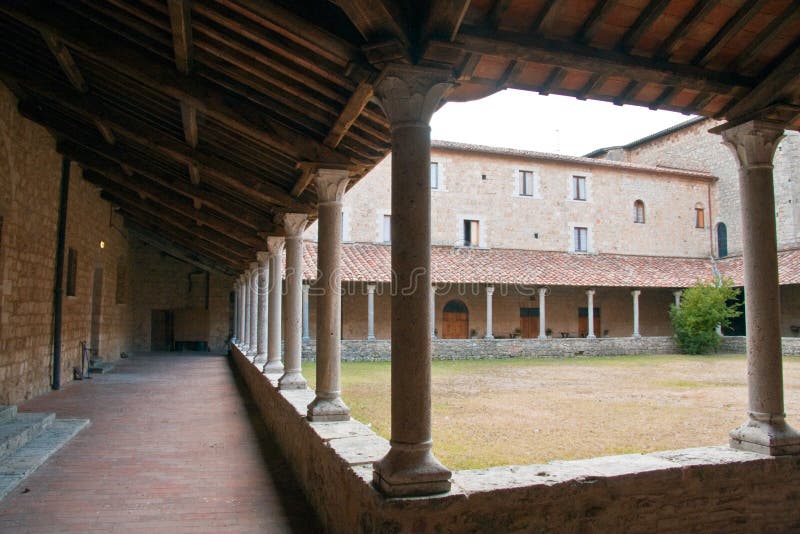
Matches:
[151,309,175,351]
[520,308,539,338]
[578,308,600,337]
[442,300,469,338]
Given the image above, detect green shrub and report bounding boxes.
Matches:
[669,278,742,354]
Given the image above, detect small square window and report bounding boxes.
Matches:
[574,227,588,253]
[520,170,534,197]
[464,219,480,247]
[695,204,705,228]
[430,162,439,189]
[573,176,587,201]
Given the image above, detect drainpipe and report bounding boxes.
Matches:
[52,158,70,390]
[707,181,714,257]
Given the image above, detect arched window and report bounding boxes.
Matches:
[633,200,645,224]
[694,202,705,228]
[442,300,469,339]
[717,222,728,258]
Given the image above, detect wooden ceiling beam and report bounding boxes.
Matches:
[57,139,277,233]
[180,101,198,148]
[98,188,256,260]
[446,25,753,96]
[331,0,408,44]
[0,0,351,166]
[488,0,512,31]
[692,0,768,67]
[529,0,558,34]
[5,68,313,212]
[167,0,193,74]
[577,73,605,101]
[324,81,374,149]
[731,2,800,72]
[127,222,238,276]
[576,0,618,45]
[619,0,671,52]
[658,0,721,60]
[726,43,800,120]
[539,67,566,96]
[422,0,470,42]
[82,169,264,249]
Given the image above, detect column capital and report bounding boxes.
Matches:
[538,286,549,296]
[283,213,308,237]
[586,288,595,296]
[486,285,495,296]
[314,168,351,204]
[267,236,285,256]
[256,250,269,267]
[367,282,377,294]
[373,64,454,126]
[720,119,785,169]
[631,289,641,297]
[302,281,310,294]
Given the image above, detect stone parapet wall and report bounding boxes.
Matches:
[231,344,800,533]
[302,336,681,361]
[719,336,800,355]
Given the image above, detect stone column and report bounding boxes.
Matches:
[264,237,285,373]
[367,283,377,340]
[232,281,239,344]
[721,119,800,455]
[372,65,453,497]
[307,168,351,422]
[279,214,308,389]
[248,262,259,357]
[673,290,682,308]
[586,289,596,339]
[484,285,494,339]
[302,282,311,341]
[631,289,641,338]
[241,273,250,351]
[431,284,437,339]
[538,287,548,339]
[254,252,269,364]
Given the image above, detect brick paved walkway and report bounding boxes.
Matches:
[0,352,322,533]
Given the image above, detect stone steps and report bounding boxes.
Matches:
[0,406,89,501]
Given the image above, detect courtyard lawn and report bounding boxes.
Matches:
[305,354,800,470]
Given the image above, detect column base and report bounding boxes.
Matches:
[631,334,641,339]
[278,371,307,390]
[729,412,800,455]
[586,334,596,339]
[367,335,376,341]
[373,441,452,497]
[262,360,284,373]
[307,395,350,422]
[253,353,268,365]
[484,335,494,340]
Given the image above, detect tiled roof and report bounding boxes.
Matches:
[301,243,800,288]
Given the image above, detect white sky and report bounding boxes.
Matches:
[430,89,696,157]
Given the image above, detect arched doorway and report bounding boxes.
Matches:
[717,222,728,258]
[442,300,469,339]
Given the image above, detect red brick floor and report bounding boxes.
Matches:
[0,352,322,533]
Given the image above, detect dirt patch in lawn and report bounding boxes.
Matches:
[306,354,800,470]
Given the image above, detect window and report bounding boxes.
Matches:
[464,219,480,247]
[574,227,588,253]
[382,214,391,243]
[66,247,77,296]
[634,200,645,224]
[520,170,535,197]
[573,175,587,201]
[695,203,705,228]
[717,222,728,258]
[430,162,439,189]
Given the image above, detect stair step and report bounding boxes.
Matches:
[0,413,55,461]
[0,406,17,425]
[0,419,90,500]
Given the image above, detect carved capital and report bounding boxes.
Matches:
[267,236,285,257]
[373,65,454,126]
[721,120,785,169]
[283,213,309,238]
[256,250,269,267]
[314,168,351,204]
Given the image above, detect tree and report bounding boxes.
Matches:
[669,278,742,355]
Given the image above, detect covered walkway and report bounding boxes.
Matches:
[0,352,321,533]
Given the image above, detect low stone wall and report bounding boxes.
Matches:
[302,336,680,361]
[232,344,800,534]
[719,336,800,355]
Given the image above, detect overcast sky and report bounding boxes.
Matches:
[430,89,695,157]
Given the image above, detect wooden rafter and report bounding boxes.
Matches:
[324,81,374,149]
[422,0,470,42]
[576,0,618,45]
[180,101,198,149]
[539,67,566,96]
[731,2,800,72]
[726,43,800,120]
[167,0,192,74]
[691,0,768,67]
[127,223,238,275]
[529,0,558,33]
[331,0,408,44]
[619,0,671,52]
[658,0,721,60]
[577,73,604,100]
[488,0,512,30]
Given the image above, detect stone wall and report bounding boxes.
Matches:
[231,344,800,534]
[0,82,135,404]
[306,145,715,258]
[719,336,800,355]
[130,240,233,352]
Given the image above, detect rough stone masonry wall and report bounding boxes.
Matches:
[130,240,233,352]
[0,82,135,404]
[231,345,800,534]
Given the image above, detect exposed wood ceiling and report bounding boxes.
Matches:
[1,0,799,272]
